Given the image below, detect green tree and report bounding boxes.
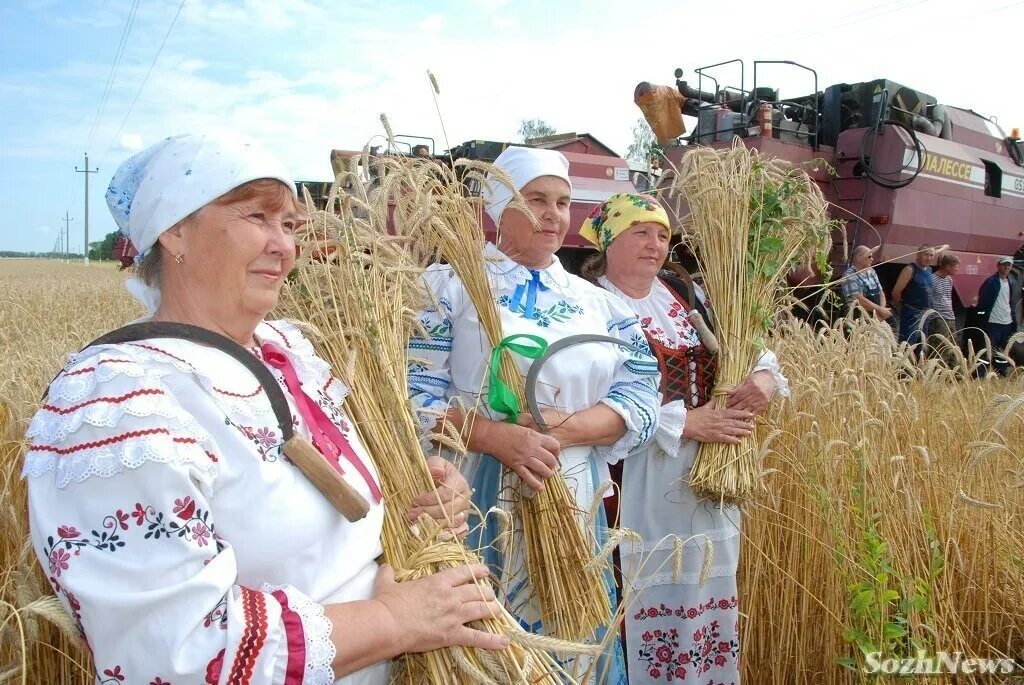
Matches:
[625,117,663,163]
[518,118,556,142]
[88,230,119,261]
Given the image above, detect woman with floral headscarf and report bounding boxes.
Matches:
[23,132,509,685]
[580,193,789,685]
[407,147,661,682]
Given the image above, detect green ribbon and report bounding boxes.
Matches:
[487,333,548,421]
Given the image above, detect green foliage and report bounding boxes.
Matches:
[87,230,119,261]
[745,164,837,335]
[518,119,556,142]
[834,452,939,673]
[625,118,663,163]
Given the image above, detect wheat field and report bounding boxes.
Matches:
[0,259,1021,684]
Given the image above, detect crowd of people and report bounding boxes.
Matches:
[842,243,1021,375]
[20,132,1020,685]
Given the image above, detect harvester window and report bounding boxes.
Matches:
[982,160,1002,198]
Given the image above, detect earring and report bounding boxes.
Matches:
[174,254,184,265]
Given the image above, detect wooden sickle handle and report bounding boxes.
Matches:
[283,436,371,522]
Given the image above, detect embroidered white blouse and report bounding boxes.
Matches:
[596,276,789,685]
[407,243,661,494]
[23,320,387,685]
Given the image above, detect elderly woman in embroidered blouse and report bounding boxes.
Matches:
[23,133,508,685]
[407,147,660,679]
[579,193,789,685]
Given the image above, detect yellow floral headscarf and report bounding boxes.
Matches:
[579,193,671,252]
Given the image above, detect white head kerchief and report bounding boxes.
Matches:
[105,132,295,313]
[483,146,572,224]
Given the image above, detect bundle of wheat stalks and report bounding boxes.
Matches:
[672,140,834,501]
[278,159,595,683]
[360,150,610,643]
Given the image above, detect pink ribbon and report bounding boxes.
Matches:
[261,341,382,502]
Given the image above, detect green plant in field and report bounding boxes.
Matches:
[835,453,943,673]
[746,163,840,341]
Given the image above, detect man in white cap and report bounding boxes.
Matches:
[977,256,1021,376]
[408,145,661,681]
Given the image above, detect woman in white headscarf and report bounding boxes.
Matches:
[23,133,509,685]
[406,146,661,683]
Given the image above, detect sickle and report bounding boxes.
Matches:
[524,334,647,432]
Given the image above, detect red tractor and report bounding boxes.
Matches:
[635,58,1024,350]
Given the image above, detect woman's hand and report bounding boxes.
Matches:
[724,369,777,415]
[681,405,754,444]
[470,418,560,492]
[407,457,471,537]
[372,563,510,654]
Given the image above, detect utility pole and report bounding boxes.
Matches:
[61,212,73,262]
[74,153,99,264]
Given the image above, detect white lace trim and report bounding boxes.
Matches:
[29,391,186,444]
[595,397,641,465]
[264,584,336,685]
[633,566,737,590]
[22,431,217,488]
[654,401,688,458]
[753,350,790,398]
[483,242,572,294]
[48,356,158,404]
[622,526,740,558]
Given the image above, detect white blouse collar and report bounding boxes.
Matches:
[484,242,572,293]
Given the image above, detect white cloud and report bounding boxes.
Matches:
[120,133,144,151]
[418,14,445,32]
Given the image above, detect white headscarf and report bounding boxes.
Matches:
[482,146,572,224]
[106,132,295,313]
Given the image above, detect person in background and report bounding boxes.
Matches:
[841,245,892,322]
[928,252,961,364]
[891,245,936,345]
[977,256,1022,376]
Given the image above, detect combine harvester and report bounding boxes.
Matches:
[634,58,1024,347]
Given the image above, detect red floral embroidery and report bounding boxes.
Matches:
[204,596,229,630]
[131,503,148,526]
[227,419,282,462]
[173,497,196,520]
[99,665,125,683]
[56,525,79,539]
[633,597,740,682]
[205,649,226,685]
[150,678,172,685]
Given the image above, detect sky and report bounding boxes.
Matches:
[1,0,1022,253]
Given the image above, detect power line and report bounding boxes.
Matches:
[102,0,187,160]
[86,0,142,146]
